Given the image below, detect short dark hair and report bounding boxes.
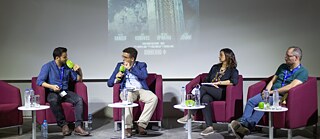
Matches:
[220,48,237,68]
[53,47,67,60]
[123,47,138,61]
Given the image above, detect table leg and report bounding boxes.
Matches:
[187,109,191,139]
[32,110,36,139]
[121,108,125,139]
[269,112,273,139]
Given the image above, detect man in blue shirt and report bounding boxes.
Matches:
[108,47,158,137]
[229,46,308,138]
[37,47,89,136]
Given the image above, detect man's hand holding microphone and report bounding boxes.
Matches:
[116,61,132,82]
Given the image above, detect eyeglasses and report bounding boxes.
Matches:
[122,55,130,59]
[285,54,295,58]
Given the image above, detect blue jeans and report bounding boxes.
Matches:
[239,93,281,130]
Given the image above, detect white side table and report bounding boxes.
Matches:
[174,104,205,139]
[108,102,138,139]
[254,107,288,139]
[18,105,50,139]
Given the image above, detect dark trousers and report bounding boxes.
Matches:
[192,85,223,127]
[47,91,84,127]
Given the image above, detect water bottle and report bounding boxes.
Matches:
[180,86,186,106]
[24,89,30,108]
[41,120,48,138]
[194,85,201,106]
[272,89,280,110]
[87,114,93,132]
[29,89,35,107]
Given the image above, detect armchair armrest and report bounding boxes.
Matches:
[75,81,88,120]
[225,75,243,121]
[155,75,163,120]
[32,77,46,105]
[186,74,202,94]
[75,82,88,104]
[0,81,21,105]
[247,80,269,100]
[286,77,318,128]
[247,76,273,99]
[113,83,121,103]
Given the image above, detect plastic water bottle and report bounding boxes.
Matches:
[41,120,48,138]
[194,85,201,106]
[263,90,270,109]
[273,89,280,110]
[29,89,35,107]
[87,114,93,132]
[24,89,30,108]
[181,86,186,106]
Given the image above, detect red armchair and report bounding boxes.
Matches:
[112,73,163,130]
[31,77,88,125]
[185,73,243,123]
[247,76,318,138]
[0,80,23,134]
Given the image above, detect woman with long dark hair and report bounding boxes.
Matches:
[178,48,239,136]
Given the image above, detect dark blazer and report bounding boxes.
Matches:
[107,61,149,90]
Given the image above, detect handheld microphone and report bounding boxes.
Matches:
[66,59,74,69]
[117,65,126,81]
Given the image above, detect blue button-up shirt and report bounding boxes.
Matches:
[125,70,143,89]
[36,60,78,91]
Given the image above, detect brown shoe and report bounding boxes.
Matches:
[125,128,132,137]
[74,126,90,136]
[236,126,250,136]
[229,120,243,139]
[137,126,147,135]
[62,125,72,136]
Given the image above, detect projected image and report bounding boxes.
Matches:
[108,0,199,55]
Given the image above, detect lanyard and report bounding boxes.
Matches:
[59,67,65,89]
[281,64,301,87]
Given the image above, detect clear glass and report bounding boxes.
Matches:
[272,90,280,110]
[121,88,128,103]
[34,95,40,108]
[263,90,270,109]
[186,94,194,107]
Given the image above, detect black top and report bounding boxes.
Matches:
[204,63,239,92]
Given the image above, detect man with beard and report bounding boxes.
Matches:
[229,46,308,138]
[37,47,89,136]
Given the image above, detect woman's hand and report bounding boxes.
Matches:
[212,82,220,88]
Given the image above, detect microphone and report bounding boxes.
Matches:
[66,59,74,69]
[117,65,126,81]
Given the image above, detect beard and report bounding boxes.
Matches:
[59,60,66,65]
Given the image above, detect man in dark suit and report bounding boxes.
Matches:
[108,47,158,137]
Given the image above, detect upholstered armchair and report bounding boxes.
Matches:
[0,80,23,134]
[31,77,88,125]
[112,73,163,130]
[247,76,318,138]
[185,73,243,123]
